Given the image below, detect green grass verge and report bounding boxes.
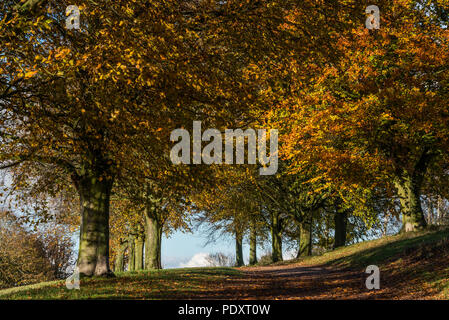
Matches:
[310,227,449,268]
[0,267,241,300]
[265,227,449,269]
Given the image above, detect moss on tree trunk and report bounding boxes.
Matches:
[298,216,312,257]
[144,211,162,269]
[114,241,128,272]
[394,172,427,232]
[134,226,144,270]
[271,211,283,262]
[76,170,114,277]
[128,234,136,271]
[235,232,244,267]
[249,219,257,265]
[394,150,433,232]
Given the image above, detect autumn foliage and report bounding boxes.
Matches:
[1,0,449,288]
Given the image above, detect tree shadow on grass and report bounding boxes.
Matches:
[321,229,449,269]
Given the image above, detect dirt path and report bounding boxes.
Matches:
[188,261,442,299]
[180,263,369,300]
[231,264,367,299]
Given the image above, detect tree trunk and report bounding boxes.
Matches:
[249,219,257,265]
[333,210,347,249]
[271,211,283,262]
[394,172,427,232]
[133,224,144,271]
[395,150,432,232]
[134,228,145,271]
[297,217,312,257]
[114,241,128,272]
[76,170,114,277]
[128,234,136,271]
[144,210,162,269]
[235,232,244,267]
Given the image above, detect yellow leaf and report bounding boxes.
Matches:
[24,71,38,79]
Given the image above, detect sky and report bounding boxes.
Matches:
[162,230,237,268]
[161,228,296,269]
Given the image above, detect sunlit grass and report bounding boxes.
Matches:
[271,227,449,268]
[0,267,241,300]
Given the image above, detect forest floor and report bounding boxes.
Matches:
[1,227,449,300]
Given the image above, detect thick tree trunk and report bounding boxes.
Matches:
[271,211,283,262]
[249,220,257,265]
[144,211,162,269]
[128,234,136,271]
[114,241,128,272]
[297,218,312,257]
[134,225,145,270]
[394,150,433,232]
[394,172,427,232]
[76,171,114,277]
[235,232,244,267]
[333,210,347,249]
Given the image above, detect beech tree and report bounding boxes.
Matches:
[276,0,449,232]
[1,0,275,276]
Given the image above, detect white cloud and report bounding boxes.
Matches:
[162,256,189,269]
[283,249,297,260]
[179,252,211,268]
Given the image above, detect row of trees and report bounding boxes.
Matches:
[1,0,449,276]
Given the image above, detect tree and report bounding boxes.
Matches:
[1,0,272,276]
[333,209,348,249]
[190,166,263,267]
[0,210,75,289]
[205,252,234,267]
[276,1,449,232]
[1,0,160,276]
[248,215,258,265]
[113,238,128,273]
[253,161,331,258]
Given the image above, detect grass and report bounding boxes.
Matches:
[0,267,241,300]
[271,226,449,269]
